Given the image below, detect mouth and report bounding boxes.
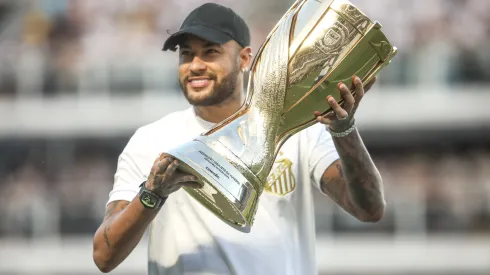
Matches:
[188,77,212,89]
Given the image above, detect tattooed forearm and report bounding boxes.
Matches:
[93,198,157,273]
[321,164,345,207]
[336,163,344,178]
[322,128,385,222]
[102,201,127,249]
[103,225,112,248]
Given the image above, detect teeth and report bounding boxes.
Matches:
[190,79,209,84]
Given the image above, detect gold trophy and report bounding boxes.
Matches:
[166,0,397,232]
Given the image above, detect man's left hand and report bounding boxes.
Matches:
[314,75,376,133]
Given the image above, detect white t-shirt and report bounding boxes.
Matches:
[108,107,339,275]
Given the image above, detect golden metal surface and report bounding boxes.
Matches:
[166,0,397,232]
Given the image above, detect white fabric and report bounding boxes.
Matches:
[107,107,339,275]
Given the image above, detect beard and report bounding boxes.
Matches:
[179,63,240,107]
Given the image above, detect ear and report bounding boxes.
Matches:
[238,46,252,72]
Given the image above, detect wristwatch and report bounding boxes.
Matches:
[138,181,167,209]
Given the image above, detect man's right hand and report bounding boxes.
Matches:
[145,153,203,197]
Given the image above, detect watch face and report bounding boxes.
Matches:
[141,191,158,208]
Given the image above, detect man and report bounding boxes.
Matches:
[93,3,385,275]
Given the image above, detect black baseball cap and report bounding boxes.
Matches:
[162,3,250,51]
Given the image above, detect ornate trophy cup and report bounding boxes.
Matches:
[167,0,397,232]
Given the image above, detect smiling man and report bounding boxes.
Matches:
[92,3,386,275]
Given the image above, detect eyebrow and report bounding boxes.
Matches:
[203,42,221,48]
[180,42,222,50]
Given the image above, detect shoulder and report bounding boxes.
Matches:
[301,123,332,141]
[136,108,190,138]
[280,124,332,151]
[125,108,191,152]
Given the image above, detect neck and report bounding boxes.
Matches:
[194,89,245,123]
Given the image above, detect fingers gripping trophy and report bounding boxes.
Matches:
[166,0,397,232]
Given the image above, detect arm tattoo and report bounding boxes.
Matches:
[103,201,127,248]
[336,163,344,178]
[322,128,384,220]
[321,163,360,218]
[103,224,112,248]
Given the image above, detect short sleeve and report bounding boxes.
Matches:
[107,129,150,205]
[306,123,340,190]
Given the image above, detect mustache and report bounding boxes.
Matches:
[185,72,217,82]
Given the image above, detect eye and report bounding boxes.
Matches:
[180,50,192,56]
[206,49,219,55]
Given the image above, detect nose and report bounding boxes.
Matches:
[189,55,207,73]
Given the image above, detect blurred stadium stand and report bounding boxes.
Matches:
[0,0,490,274]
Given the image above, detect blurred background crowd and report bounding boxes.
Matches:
[0,0,490,98]
[0,0,489,274]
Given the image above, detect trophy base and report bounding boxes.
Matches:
[166,139,259,233]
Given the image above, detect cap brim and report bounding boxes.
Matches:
[162,25,233,51]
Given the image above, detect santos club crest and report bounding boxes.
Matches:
[265,152,296,196]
